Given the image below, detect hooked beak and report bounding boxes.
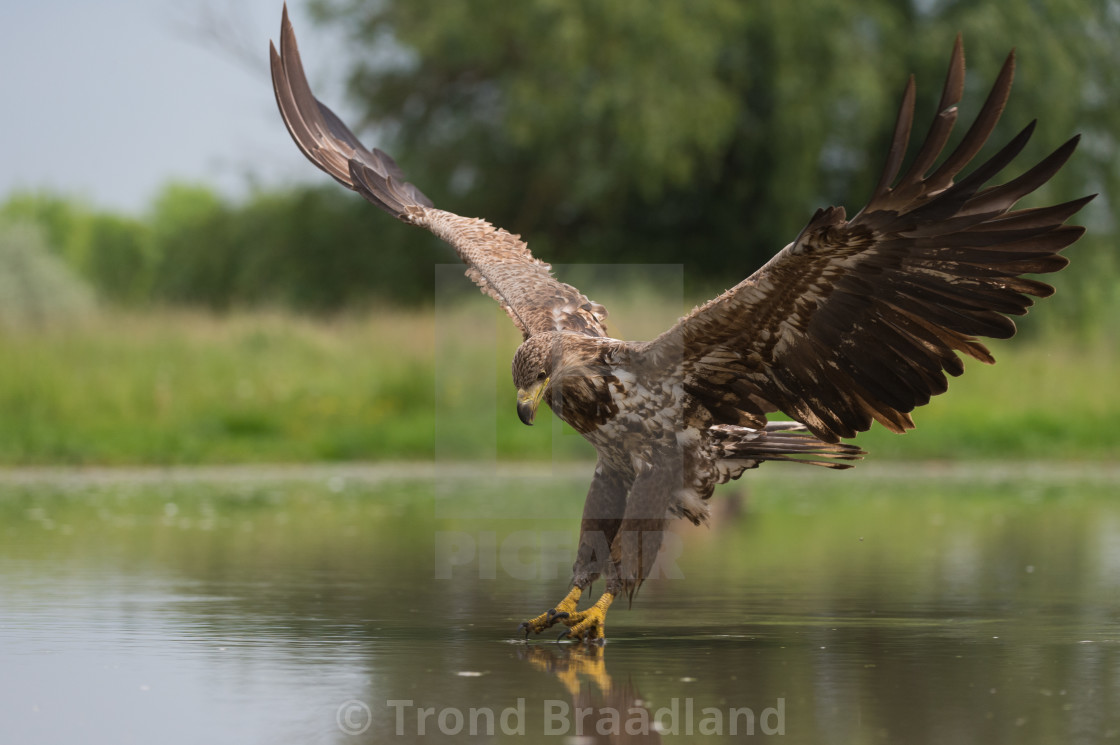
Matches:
[516,379,548,426]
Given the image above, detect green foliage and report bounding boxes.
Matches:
[0,308,1114,466]
[0,193,152,303]
[0,310,437,464]
[311,0,1116,274]
[0,221,96,328]
[0,185,445,312]
[141,182,449,310]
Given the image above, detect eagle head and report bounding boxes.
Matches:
[511,333,565,426]
[512,332,618,428]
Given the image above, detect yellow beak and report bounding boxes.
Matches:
[516,378,548,426]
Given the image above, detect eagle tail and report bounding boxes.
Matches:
[711,422,864,481]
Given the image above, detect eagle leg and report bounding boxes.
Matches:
[520,462,629,641]
[556,591,615,644]
[518,585,583,638]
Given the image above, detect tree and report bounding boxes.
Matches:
[310,0,1116,308]
[0,221,96,327]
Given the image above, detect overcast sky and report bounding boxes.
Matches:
[2,0,358,214]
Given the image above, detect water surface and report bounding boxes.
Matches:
[2,463,1118,743]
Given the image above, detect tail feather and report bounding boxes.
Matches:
[710,422,864,482]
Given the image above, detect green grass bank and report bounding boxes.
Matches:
[1,307,1115,465]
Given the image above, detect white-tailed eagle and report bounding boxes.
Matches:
[271,7,1090,642]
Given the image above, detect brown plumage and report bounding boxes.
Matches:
[270,8,605,340]
[271,8,1090,641]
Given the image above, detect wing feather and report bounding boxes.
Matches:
[640,40,1091,442]
[270,6,607,339]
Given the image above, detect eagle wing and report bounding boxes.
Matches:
[269,6,607,339]
[640,38,1091,443]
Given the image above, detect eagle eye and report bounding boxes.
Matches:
[536,371,547,381]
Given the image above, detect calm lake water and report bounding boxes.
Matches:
[2,462,1118,744]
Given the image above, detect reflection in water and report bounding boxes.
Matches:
[1,465,1119,744]
[519,644,662,742]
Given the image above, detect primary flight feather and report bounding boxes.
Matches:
[271,6,1090,642]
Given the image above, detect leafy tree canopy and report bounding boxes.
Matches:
[311,0,1117,292]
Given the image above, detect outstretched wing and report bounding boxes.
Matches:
[640,37,1091,443]
[269,6,607,339]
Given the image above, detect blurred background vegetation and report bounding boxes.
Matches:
[0,0,1116,464]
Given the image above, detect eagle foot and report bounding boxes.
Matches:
[556,591,614,644]
[518,586,583,639]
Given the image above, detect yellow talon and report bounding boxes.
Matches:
[559,592,614,643]
[519,586,582,637]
